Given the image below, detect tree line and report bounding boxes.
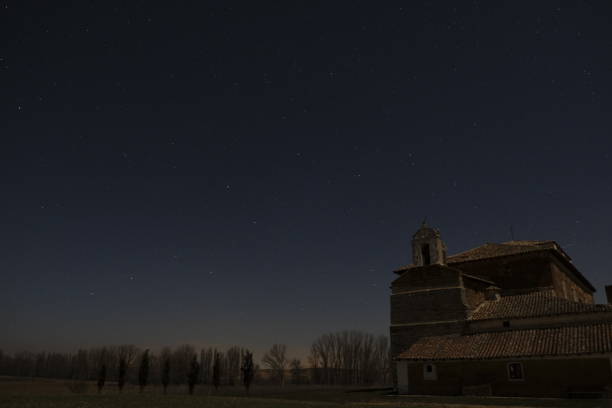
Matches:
[0,330,390,391]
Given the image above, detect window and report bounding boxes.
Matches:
[423,363,437,380]
[421,244,431,265]
[507,362,524,381]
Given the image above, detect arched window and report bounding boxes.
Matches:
[421,244,431,265]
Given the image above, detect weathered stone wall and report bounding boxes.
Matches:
[461,276,490,310]
[550,261,594,303]
[452,255,552,291]
[390,264,469,387]
[392,266,461,293]
[453,253,595,303]
[404,357,612,397]
[391,288,468,325]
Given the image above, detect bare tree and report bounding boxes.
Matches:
[309,331,390,386]
[117,344,138,392]
[200,348,213,384]
[262,344,287,386]
[290,358,303,385]
[72,349,89,380]
[0,336,389,388]
[308,347,321,384]
[117,345,138,367]
[34,352,46,378]
[310,334,333,384]
[374,335,390,385]
[226,346,241,386]
[171,344,195,385]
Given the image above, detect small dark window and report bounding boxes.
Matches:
[507,362,524,380]
[422,244,431,265]
[503,321,510,328]
[423,363,437,380]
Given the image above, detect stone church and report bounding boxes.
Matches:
[391,222,612,397]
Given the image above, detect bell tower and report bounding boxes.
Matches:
[411,221,447,266]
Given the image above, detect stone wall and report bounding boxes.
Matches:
[391,288,468,325]
[467,311,612,333]
[403,357,612,397]
[462,275,490,310]
[550,261,594,303]
[453,255,552,291]
[392,266,461,293]
[390,264,470,386]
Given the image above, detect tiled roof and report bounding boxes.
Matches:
[398,322,612,361]
[446,241,558,264]
[470,291,612,321]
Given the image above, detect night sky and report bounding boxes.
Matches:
[3,1,612,358]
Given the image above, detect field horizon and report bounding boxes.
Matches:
[1,376,610,408]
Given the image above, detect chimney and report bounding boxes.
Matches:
[605,285,612,305]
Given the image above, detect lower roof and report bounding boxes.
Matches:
[470,290,612,321]
[397,321,612,361]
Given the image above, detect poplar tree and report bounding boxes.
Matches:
[96,364,106,393]
[240,350,255,394]
[161,357,170,394]
[187,355,200,395]
[212,352,221,391]
[138,349,150,393]
[117,357,127,393]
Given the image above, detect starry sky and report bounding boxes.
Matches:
[2,1,612,358]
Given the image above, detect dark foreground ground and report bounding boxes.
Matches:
[0,377,610,408]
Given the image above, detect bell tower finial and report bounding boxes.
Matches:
[412,221,447,266]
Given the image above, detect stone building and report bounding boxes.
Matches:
[391,222,612,397]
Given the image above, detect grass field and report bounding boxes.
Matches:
[0,377,610,408]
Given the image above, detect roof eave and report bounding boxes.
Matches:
[398,351,612,362]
